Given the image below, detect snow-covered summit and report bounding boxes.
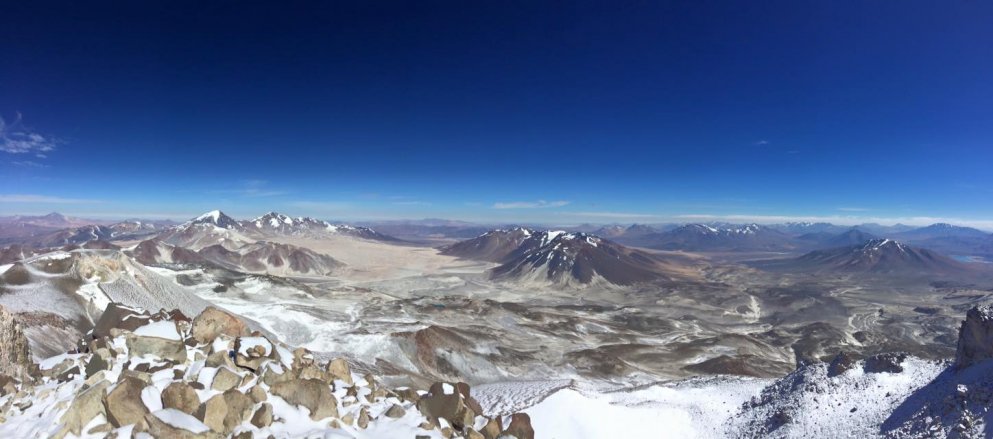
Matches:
[187,210,242,230]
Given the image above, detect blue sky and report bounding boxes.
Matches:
[1,1,992,227]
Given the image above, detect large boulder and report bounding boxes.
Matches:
[162,382,201,415]
[250,403,273,428]
[126,325,187,363]
[210,367,242,391]
[325,358,353,385]
[196,389,254,434]
[57,380,110,436]
[502,413,535,439]
[956,304,993,369]
[191,307,248,345]
[93,303,151,338]
[270,378,339,420]
[104,376,150,427]
[0,305,34,381]
[145,409,222,439]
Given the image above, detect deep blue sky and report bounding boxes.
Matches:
[1,1,991,227]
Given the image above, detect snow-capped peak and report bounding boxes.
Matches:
[861,238,908,253]
[253,211,295,228]
[187,210,240,229]
[195,210,223,222]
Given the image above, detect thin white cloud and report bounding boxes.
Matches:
[493,200,570,209]
[0,114,60,158]
[837,207,869,212]
[564,211,664,220]
[0,194,103,204]
[392,201,432,206]
[287,201,352,211]
[11,160,50,168]
[754,140,770,145]
[210,180,288,197]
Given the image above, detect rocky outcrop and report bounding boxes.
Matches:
[955,304,993,369]
[0,303,533,438]
[0,305,34,381]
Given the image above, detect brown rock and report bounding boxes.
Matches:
[104,376,150,427]
[396,387,420,403]
[145,409,222,439]
[325,358,353,385]
[248,384,267,403]
[210,367,241,391]
[205,350,236,369]
[503,413,534,439]
[417,382,476,430]
[292,347,315,369]
[191,307,248,345]
[0,374,17,396]
[271,378,339,420]
[250,402,273,427]
[93,303,150,338]
[84,349,112,378]
[126,333,187,363]
[162,382,200,415]
[357,406,370,428]
[480,417,502,439]
[196,390,253,434]
[58,380,110,436]
[385,403,406,418]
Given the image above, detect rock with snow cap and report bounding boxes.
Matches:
[146,408,223,439]
[270,377,339,420]
[93,302,152,338]
[126,330,187,363]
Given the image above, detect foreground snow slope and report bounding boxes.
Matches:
[475,377,769,439]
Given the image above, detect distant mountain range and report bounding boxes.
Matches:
[752,238,982,277]
[440,228,700,286]
[2,212,992,270]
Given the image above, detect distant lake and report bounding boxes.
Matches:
[952,255,992,264]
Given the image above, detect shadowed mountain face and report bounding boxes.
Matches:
[894,223,989,240]
[442,228,695,286]
[131,238,342,276]
[198,242,343,276]
[757,239,979,277]
[796,228,879,250]
[438,228,535,262]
